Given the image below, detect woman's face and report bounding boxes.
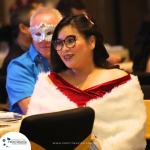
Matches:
[56,25,95,69]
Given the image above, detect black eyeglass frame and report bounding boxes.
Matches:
[52,35,76,51]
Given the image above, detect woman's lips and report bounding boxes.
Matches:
[63,54,74,61]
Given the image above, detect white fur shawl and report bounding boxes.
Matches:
[27,72,147,150]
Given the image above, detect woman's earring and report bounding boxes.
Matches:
[91,45,94,49]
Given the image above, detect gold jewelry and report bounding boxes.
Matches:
[74,78,84,88]
[73,73,84,89]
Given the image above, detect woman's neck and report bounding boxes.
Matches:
[69,65,103,89]
[71,64,97,80]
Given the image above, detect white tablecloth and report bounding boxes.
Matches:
[0,116,25,138]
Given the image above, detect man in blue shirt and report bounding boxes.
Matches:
[6,7,62,114]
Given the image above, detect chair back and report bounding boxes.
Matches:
[0,75,7,104]
[141,85,150,99]
[20,107,95,150]
[130,72,150,85]
[144,100,150,139]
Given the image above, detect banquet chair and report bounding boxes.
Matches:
[141,85,150,99]
[144,100,150,139]
[0,75,7,104]
[20,107,95,150]
[144,100,150,150]
[0,75,9,111]
[129,72,150,85]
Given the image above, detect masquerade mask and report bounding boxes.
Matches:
[29,22,56,42]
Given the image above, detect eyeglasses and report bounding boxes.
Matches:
[52,35,76,51]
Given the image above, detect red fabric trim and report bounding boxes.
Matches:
[48,72,131,107]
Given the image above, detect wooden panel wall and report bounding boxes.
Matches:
[81,0,116,45]
[81,0,149,51]
[119,0,149,50]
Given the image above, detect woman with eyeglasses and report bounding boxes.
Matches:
[27,14,146,150]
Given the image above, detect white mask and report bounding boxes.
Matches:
[29,22,56,42]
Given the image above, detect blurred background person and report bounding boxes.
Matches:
[0,0,44,50]
[132,13,150,73]
[0,5,36,76]
[0,0,44,109]
[0,5,36,107]
[56,0,87,17]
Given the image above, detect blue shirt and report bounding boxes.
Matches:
[6,44,51,114]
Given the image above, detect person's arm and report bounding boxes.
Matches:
[6,58,36,115]
[18,97,31,114]
[107,54,122,64]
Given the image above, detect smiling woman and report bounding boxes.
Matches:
[27,14,147,150]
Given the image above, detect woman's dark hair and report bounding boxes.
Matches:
[51,14,119,73]
[132,14,150,72]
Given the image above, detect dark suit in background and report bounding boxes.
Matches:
[0,41,28,104]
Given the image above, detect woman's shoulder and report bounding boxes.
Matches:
[105,68,128,78]
[97,68,129,83]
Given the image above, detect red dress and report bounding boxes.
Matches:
[48,72,131,107]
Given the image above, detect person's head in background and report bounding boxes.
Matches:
[29,7,62,64]
[9,0,39,15]
[56,0,86,18]
[51,14,114,73]
[10,5,36,48]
